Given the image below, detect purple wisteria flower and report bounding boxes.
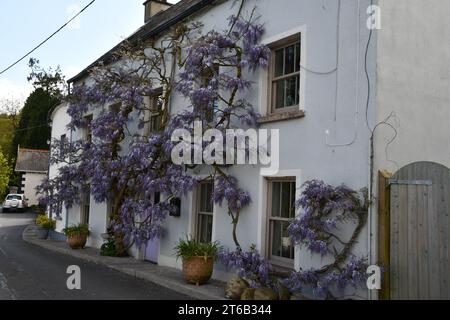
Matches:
[287,180,363,255]
[39,9,269,252]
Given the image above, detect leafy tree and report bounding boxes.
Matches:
[27,58,66,97]
[11,59,66,152]
[7,59,65,190]
[0,99,21,160]
[11,88,56,151]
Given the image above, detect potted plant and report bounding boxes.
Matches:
[35,215,56,239]
[174,237,219,286]
[63,224,90,249]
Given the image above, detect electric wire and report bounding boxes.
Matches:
[0,0,96,76]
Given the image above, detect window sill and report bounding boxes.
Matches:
[258,109,305,124]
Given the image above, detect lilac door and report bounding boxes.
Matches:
[145,238,160,263]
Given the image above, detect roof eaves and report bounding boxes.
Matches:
[68,0,217,84]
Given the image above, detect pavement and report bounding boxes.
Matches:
[0,211,224,300]
[18,213,226,300]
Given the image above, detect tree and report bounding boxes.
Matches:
[27,58,66,97]
[11,88,56,151]
[11,59,66,152]
[0,148,11,196]
[0,98,21,160]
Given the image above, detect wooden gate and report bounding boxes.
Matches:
[379,162,450,299]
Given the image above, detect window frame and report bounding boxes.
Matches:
[199,64,220,123]
[194,181,214,243]
[60,134,67,161]
[83,114,93,143]
[144,87,164,135]
[266,177,296,269]
[268,34,301,115]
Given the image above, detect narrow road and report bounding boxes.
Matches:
[0,212,190,300]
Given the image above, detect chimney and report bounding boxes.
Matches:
[144,0,172,23]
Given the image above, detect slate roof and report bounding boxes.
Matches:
[15,148,50,173]
[68,0,218,84]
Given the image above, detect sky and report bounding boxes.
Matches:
[0,0,179,103]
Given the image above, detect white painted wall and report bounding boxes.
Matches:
[375,0,450,173]
[48,103,72,233]
[22,172,46,206]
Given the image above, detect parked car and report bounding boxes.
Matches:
[2,194,28,213]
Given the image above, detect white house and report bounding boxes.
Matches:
[55,0,375,294]
[48,0,450,299]
[15,147,49,206]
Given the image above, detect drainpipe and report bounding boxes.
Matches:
[368,138,374,300]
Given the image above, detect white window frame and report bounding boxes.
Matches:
[259,26,306,117]
[83,114,93,143]
[143,87,164,136]
[266,177,296,268]
[257,169,301,271]
[193,181,214,243]
[189,180,217,242]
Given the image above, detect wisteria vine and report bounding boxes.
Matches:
[38,1,269,254]
[282,180,370,299]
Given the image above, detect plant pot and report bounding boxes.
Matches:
[182,256,214,285]
[67,234,88,249]
[35,226,49,240]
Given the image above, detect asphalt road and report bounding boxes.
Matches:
[0,211,191,300]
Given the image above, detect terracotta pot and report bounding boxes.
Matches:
[67,234,88,249]
[182,256,214,285]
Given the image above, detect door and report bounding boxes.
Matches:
[388,162,450,299]
[145,238,160,264]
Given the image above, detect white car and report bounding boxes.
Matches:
[2,194,28,213]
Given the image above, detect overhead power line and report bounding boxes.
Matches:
[12,123,50,133]
[0,0,96,77]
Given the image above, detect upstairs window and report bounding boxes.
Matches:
[200,64,219,123]
[83,114,93,143]
[269,35,301,113]
[144,88,164,135]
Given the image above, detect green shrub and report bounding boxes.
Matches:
[63,224,90,237]
[36,215,56,230]
[100,240,118,257]
[174,237,219,260]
